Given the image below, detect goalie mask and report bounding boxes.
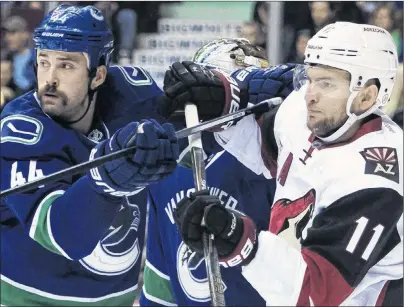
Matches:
[192,38,269,74]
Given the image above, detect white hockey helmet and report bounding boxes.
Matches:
[298,22,398,142]
[192,38,269,74]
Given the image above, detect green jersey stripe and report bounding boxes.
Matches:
[1,275,137,306]
[142,261,176,305]
[28,190,71,259]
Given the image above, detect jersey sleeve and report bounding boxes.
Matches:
[139,191,177,306]
[241,184,403,306]
[272,88,307,151]
[212,66,298,179]
[0,113,123,261]
[214,114,272,178]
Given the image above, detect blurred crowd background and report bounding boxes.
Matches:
[1,1,403,122]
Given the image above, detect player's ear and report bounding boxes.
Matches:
[359,81,379,112]
[90,65,107,90]
[352,80,379,114]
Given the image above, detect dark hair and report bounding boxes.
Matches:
[252,2,268,24]
[296,29,311,38]
[0,49,13,62]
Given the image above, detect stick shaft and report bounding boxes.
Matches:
[0,99,279,199]
[176,98,278,139]
[185,103,225,307]
[0,147,136,198]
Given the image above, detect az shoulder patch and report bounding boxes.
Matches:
[360,147,399,183]
[1,114,43,145]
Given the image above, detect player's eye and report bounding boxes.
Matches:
[38,60,50,68]
[317,80,334,89]
[61,63,74,70]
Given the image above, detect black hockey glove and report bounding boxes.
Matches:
[174,190,258,267]
[159,61,247,124]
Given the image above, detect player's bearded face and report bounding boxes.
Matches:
[36,50,90,122]
[303,66,351,137]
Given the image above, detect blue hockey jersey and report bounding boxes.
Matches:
[0,66,173,306]
[139,151,276,306]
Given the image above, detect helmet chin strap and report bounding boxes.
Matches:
[62,93,93,125]
[317,90,380,143]
[61,69,97,125]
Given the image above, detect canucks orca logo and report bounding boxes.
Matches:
[1,115,43,145]
[80,197,142,276]
[177,242,227,302]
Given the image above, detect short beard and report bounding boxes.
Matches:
[309,114,349,137]
[51,98,88,124]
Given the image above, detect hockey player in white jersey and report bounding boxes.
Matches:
[158,22,403,306]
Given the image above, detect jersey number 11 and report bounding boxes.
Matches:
[345,216,384,261]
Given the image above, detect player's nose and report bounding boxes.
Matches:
[46,68,60,87]
[305,84,319,105]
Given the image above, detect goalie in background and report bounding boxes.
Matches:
[139,38,294,307]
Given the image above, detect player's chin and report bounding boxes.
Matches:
[307,117,328,137]
[306,115,320,131]
[40,99,63,116]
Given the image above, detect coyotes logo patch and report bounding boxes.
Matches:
[360,147,399,183]
[269,189,315,250]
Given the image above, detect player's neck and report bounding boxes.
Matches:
[326,120,363,145]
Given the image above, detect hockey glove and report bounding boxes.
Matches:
[87,119,179,197]
[160,61,295,125]
[238,63,296,105]
[159,61,246,124]
[174,190,258,267]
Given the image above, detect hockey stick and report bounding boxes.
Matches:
[0,98,281,198]
[184,103,225,307]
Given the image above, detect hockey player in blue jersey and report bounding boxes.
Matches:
[0,5,180,306]
[139,39,294,306]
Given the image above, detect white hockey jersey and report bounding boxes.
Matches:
[215,89,403,306]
